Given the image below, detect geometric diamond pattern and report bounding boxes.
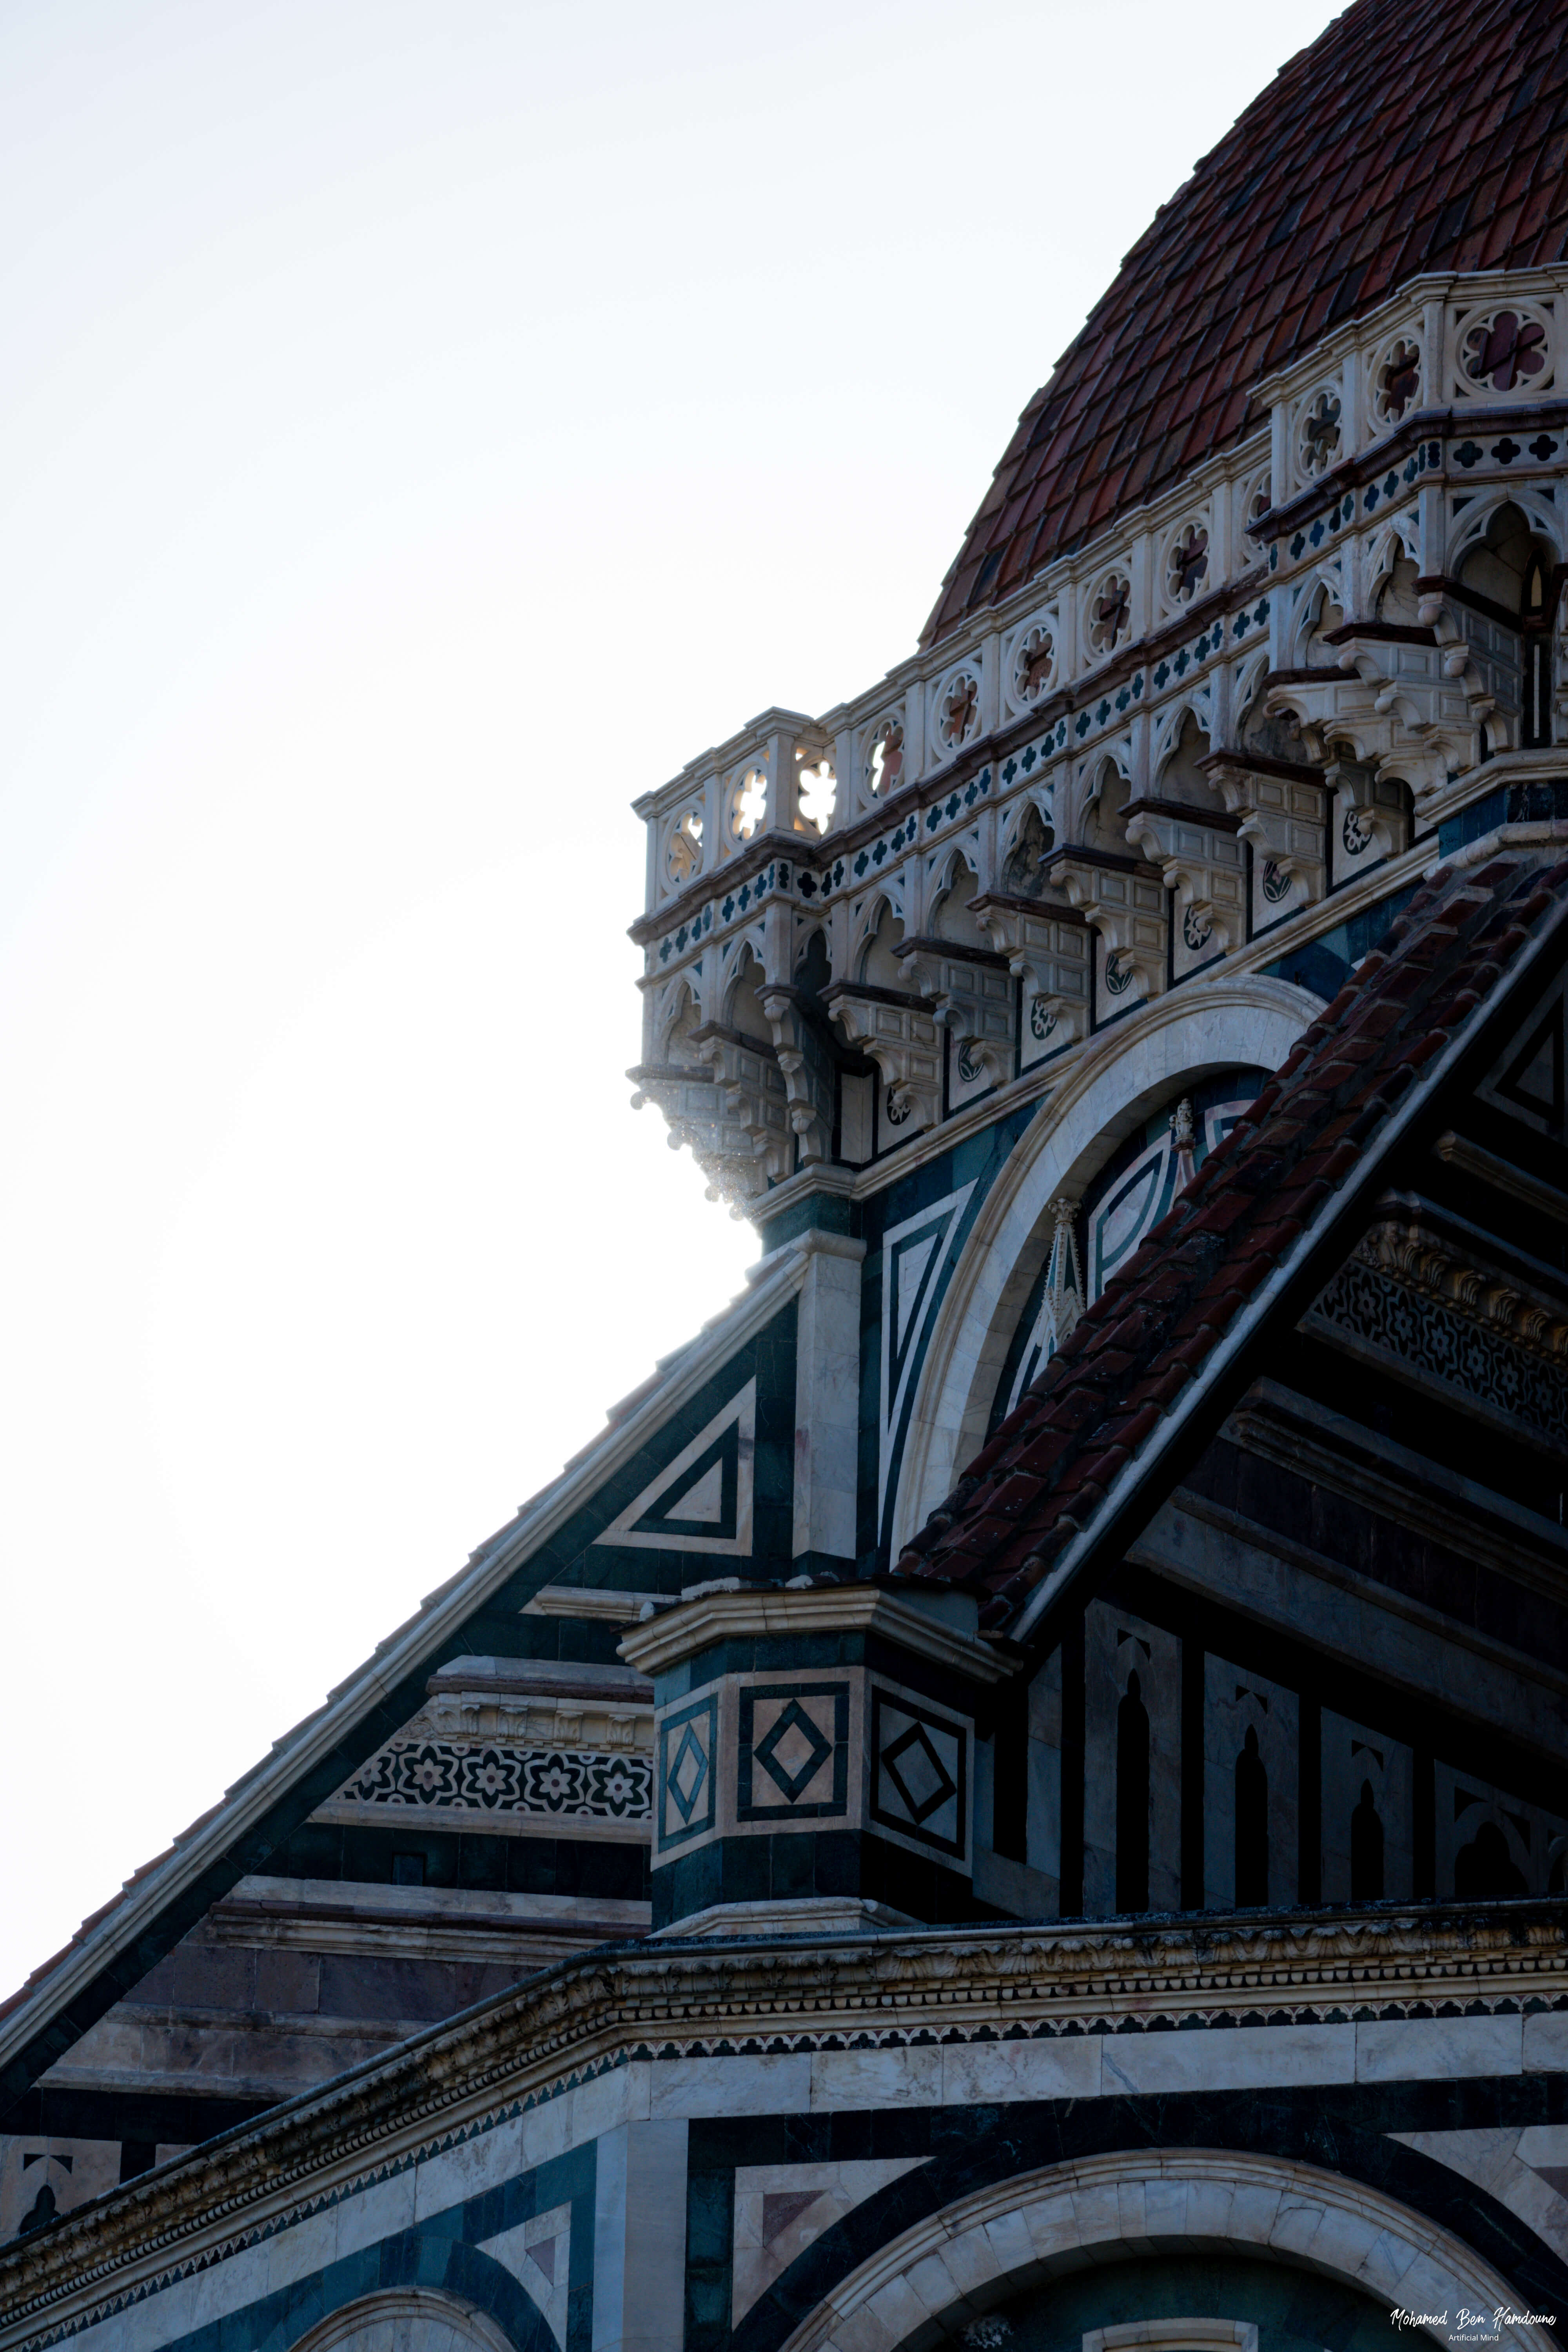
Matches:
[869,1687,967,1859]
[658,1694,717,1850]
[737,1683,848,1822]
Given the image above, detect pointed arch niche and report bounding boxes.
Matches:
[890,977,1319,1554]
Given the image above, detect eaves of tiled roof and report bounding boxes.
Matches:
[923,0,1568,646]
[894,848,1568,1642]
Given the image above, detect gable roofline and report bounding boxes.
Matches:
[897,846,1568,1653]
[0,1229,840,2112]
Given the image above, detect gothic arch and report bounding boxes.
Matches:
[775,2149,1553,2352]
[890,977,1318,1551]
[1449,487,1561,575]
[712,928,766,1026]
[929,848,989,947]
[855,895,908,987]
[1365,512,1421,606]
[1288,566,1347,664]
[655,975,701,1060]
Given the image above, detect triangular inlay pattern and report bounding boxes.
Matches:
[593,1378,755,1555]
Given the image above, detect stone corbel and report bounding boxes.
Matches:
[1204,754,1328,914]
[822,983,943,1131]
[970,893,1091,1051]
[1122,797,1247,963]
[1416,583,1510,749]
[628,1029,793,1210]
[1325,756,1410,863]
[895,937,1017,1082]
[1264,645,1481,806]
[758,984,835,1167]
[1049,849,1169,1003]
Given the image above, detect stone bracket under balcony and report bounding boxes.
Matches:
[1122,797,1247,975]
[895,938,1018,1085]
[1205,753,1328,929]
[970,893,1092,1060]
[758,984,838,1168]
[822,983,944,1137]
[1047,848,1169,1017]
[628,1023,793,1211]
[1264,622,1492,804]
[1324,756,1412,874]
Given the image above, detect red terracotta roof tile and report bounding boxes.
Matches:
[892,853,1568,1622]
[923,0,1568,646]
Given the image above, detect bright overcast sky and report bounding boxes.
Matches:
[0,0,1343,1995]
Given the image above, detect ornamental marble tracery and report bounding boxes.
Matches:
[631,269,1568,1213]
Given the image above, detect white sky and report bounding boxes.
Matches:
[0,0,1343,1997]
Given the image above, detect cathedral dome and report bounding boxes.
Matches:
[923,0,1568,644]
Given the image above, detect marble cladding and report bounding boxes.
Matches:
[17,2007,1568,2352]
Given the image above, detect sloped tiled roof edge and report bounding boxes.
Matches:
[0,1234,829,2120]
[895,849,1568,1644]
[922,0,1568,644]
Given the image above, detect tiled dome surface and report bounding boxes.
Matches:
[922,0,1568,646]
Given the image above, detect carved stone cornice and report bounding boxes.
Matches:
[1355,1208,1568,1358]
[617,1580,1010,1683]
[5,1904,1568,2341]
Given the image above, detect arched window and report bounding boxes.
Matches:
[1115,1670,1150,1913]
[1459,504,1555,750]
[1234,1724,1269,1907]
[1455,1818,1527,1900]
[1350,1777,1385,1903]
[1524,554,1553,750]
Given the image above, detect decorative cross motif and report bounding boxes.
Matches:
[1015,626,1055,701]
[868,720,904,797]
[940,676,979,746]
[1376,339,1421,421]
[1463,311,1548,392]
[1090,575,1131,652]
[1300,391,1342,474]
[1167,524,1209,603]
